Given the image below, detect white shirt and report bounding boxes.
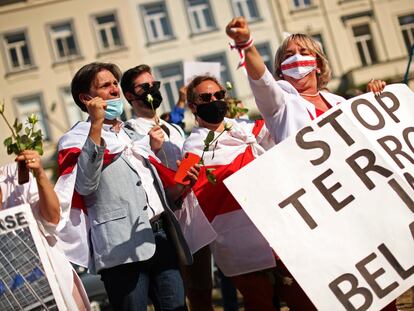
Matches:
[115,125,165,220]
[126,117,185,170]
[248,68,345,144]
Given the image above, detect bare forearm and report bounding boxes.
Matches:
[35,170,60,224]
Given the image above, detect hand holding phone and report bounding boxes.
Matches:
[174,152,201,185]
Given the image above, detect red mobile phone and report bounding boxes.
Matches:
[174,152,201,185]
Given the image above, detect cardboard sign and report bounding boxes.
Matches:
[224,84,414,310]
[184,61,221,85]
[0,204,66,310]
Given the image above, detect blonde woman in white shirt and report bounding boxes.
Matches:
[225,16,390,311]
[226,17,386,144]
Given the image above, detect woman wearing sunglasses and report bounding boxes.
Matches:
[182,75,278,311]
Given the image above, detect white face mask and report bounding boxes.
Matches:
[281,54,317,80]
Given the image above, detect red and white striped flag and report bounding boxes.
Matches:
[54,121,133,267]
[182,118,276,276]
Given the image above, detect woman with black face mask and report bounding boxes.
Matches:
[180,75,279,311]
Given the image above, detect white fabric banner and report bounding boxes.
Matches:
[224,84,414,310]
[0,204,66,310]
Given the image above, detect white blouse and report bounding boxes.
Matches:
[248,68,345,144]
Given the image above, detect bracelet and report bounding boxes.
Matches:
[230,36,254,51]
[229,36,254,70]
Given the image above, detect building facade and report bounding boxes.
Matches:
[270,0,414,94]
[0,0,280,166]
[0,0,413,167]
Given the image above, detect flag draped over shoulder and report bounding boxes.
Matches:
[182,118,276,277]
[54,121,126,267]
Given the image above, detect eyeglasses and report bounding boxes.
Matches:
[197,90,226,103]
[135,81,161,92]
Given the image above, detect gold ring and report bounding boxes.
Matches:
[30,158,36,163]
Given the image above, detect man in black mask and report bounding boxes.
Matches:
[121,64,186,169]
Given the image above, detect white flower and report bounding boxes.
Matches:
[146,94,154,104]
[225,81,233,91]
[224,122,233,131]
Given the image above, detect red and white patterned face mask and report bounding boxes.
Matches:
[281,54,317,80]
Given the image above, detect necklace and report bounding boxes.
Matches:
[300,91,320,97]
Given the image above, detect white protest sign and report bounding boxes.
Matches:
[184,61,221,85]
[0,204,66,310]
[224,84,414,311]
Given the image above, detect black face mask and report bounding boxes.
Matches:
[135,88,163,110]
[196,100,228,124]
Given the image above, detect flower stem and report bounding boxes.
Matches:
[0,112,18,140]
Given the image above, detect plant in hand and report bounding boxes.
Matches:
[0,102,43,184]
[200,122,232,184]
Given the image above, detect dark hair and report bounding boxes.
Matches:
[186,75,225,104]
[120,64,152,104]
[71,62,122,112]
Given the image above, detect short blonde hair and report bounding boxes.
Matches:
[274,34,331,89]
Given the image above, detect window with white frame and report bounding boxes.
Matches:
[352,24,378,66]
[142,2,173,43]
[399,14,414,54]
[15,94,50,140]
[293,0,312,9]
[49,21,80,61]
[256,42,273,73]
[2,30,34,72]
[60,87,87,127]
[187,0,215,34]
[93,13,124,52]
[154,63,183,111]
[231,0,260,22]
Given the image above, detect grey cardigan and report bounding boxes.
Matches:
[75,127,192,274]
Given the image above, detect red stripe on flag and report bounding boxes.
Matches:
[58,147,122,214]
[192,146,255,222]
[280,60,316,71]
[252,119,265,137]
[149,156,177,189]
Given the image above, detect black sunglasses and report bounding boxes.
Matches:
[198,90,226,103]
[135,81,161,92]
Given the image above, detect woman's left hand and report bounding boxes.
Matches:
[15,150,43,175]
[367,79,386,96]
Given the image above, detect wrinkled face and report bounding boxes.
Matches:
[89,69,120,100]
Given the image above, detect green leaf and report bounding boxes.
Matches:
[34,145,43,156]
[15,122,22,134]
[18,142,27,151]
[206,169,217,185]
[204,131,215,147]
[20,134,31,145]
[3,137,12,147]
[10,144,20,155]
[25,127,30,135]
